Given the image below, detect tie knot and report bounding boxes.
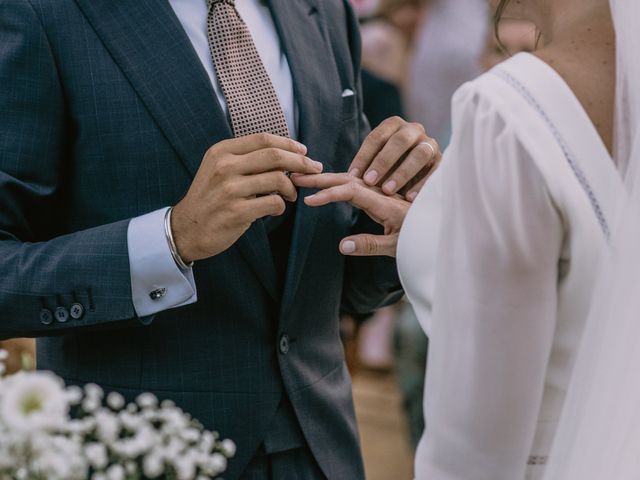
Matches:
[208,0,235,7]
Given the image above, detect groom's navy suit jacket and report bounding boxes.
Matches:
[0,0,402,477]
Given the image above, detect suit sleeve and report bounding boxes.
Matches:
[0,0,144,339]
[337,0,404,315]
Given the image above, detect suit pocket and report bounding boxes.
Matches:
[341,90,358,122]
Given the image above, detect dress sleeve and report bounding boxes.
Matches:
[415,84,564,479]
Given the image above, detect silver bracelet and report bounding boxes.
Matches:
[164,207,194,270]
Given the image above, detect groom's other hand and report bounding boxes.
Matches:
[172,133,323,263]
[348,116,442,202]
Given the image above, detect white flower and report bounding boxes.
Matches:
[106,464,125,480]
[65,386,83,406]
[136,392,158,409]
[173,454,196,480]
[106,392,125,410]
[30,434,88,480]
[180,427,200,443]
[94,409,120,444]
[84,442,108,470]
[199,431,215,453]
[111,424,156,459]
[210,453,227,474]
[118,410,143,432]
[143,452,164,478]
[15,467,28,480]
[125,461,137,475]
[65,418,90,436]
[220,439,236,458]
[0,364,232,479]
[0,371,68,433]
[84,383,104,400]
[82,397,100,413]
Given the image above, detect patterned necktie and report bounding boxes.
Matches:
[207,0,290,138]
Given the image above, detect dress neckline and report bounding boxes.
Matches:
[494,52,622,239]
[509,52,614,164]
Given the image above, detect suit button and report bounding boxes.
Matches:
[55,307,69,323]
[70,303,84,320]
[279,334,290,355]
[39,309,53,325]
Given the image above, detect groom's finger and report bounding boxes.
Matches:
[339,234,397,257]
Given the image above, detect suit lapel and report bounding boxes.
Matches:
[73,0,230,177]
[73,0,279,301]
[269,0,343,317]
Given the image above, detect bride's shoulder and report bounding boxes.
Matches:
[449,54,539,134]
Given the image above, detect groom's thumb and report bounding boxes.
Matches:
[339,234,397,257]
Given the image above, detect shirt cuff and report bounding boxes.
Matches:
[127,207,197,317]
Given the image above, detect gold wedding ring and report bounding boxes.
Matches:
[419,141,437,158]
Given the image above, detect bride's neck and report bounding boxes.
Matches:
[527,0,611,45]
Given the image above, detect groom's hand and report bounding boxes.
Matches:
[172,133,323,263]
[348,117,441,202]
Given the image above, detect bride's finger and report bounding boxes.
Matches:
[304,182,379,207]
[339,233,398,258]
[290,172,353,189]
[405,162,439,202]
[382,138,440,195]
[348,117,404,177]
[304,182,403,224]
[362,123,426,187]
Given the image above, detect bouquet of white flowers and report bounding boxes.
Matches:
[0,350,235,480]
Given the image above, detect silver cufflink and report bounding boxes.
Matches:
[149,288,167,301]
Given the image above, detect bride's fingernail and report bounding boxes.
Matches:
[349,168,360,177]
[407,191,418,202]
[383,180,397,193]
[305,194,316,200]
[364,170,378,184]
[341,240,356,254]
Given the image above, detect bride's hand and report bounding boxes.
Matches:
[292,173,409,257]
[348,117,441,202]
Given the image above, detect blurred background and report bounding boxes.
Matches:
[0,1,536,478]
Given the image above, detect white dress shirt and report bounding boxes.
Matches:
[128,0,298,317]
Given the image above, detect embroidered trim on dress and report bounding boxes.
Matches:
[493,69,610,239]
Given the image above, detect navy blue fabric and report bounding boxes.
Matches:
[0,0,403,477]
[240,445,326,480]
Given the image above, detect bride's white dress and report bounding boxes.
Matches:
[397,53,622,480]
